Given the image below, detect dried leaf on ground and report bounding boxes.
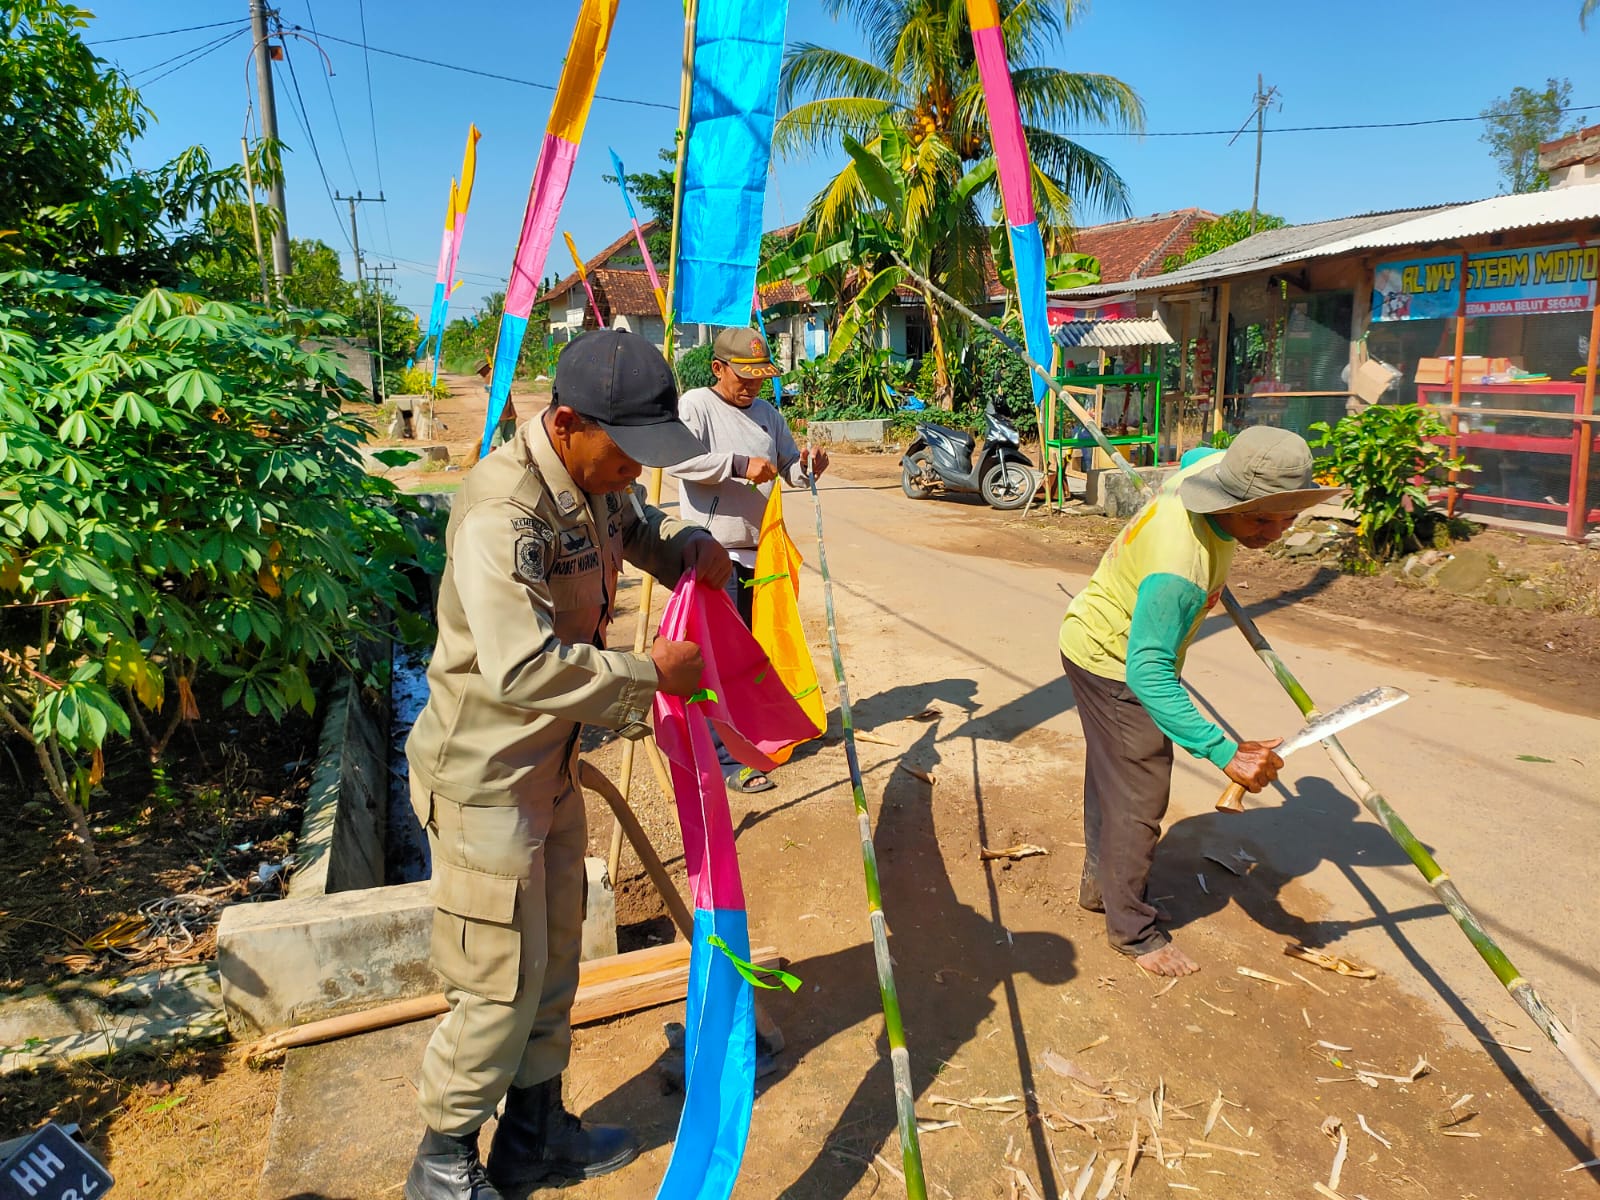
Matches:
[1285,943,1377,979]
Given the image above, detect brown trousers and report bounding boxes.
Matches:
[1061,654,1175,957]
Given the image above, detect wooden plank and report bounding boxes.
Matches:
[573,945,782,1026]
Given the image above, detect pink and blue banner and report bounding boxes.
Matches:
[414,125,480,378]
[966,0,1052,405]
[675,0,788,328]
[652,578,810,1200]
[480,0,618,455]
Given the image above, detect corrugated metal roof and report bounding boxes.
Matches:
[1307,183,1600,254]
[1052,316,1174,347]
[1051,205,1457,298]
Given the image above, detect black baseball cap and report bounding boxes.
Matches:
[552,330,705,467]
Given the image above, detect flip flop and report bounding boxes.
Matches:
[725,766,776,794]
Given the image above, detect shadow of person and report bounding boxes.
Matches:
[1155,776,1424,947]
[575,693,1079,1200]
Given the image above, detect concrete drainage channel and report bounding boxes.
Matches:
[217,489,617,1041]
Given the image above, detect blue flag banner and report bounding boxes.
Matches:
[676,0,788,327]
[1010,222,1052,405]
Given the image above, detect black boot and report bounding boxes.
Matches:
[486,1074,639,1189]
[405,1127,504,1200]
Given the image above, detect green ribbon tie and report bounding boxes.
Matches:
[741,572,790,589]
[687,687,719,706]
[707,935,802,992]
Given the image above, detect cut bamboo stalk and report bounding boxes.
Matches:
[241,942,781,1063]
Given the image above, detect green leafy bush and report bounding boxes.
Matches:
[0,272,440,863]
[956,320,1037,439]
[1310,404,1473,560]
[394,362,450,401]
[675,342,715,391]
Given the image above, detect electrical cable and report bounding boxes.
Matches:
[302,0,362,187]
[355,0,395,256]
[127,26,246,84]
[286,24,678,113]
[90,19,248,46]
[275,30,356,253]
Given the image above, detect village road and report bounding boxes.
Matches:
[794,464,1600,1133]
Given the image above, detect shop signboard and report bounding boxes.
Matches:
[1372,241,1599,322]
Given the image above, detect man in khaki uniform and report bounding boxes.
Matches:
[404,330,728,1200]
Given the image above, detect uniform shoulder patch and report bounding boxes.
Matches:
[511,514,556,586]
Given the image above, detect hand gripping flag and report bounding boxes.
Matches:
[479,0,618,456]
[652,578,813,1200]
[965,0,1052,405]
[415,125,480,376]
[676,0,788,327]
[749,483,824,761]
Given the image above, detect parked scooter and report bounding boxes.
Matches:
[900,404,1038,510]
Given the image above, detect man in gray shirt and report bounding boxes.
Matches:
[670,325,829,793]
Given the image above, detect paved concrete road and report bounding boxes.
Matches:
[800,467,1600,1133]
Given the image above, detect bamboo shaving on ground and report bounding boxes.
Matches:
[981,843,1049,862]
[898,764,936,785]
[1237,966,1294,987]
[1286,943,1377,979]
[1321,1116,1349,1193]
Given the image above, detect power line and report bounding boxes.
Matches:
[285,24,678,113]
[388,255,508,286]
[274,27,355,254]
[90,19,248,45]
[126,25,245,83]
[1072,103,1600,138]
[302,0,361,187]
[355,0,395,256]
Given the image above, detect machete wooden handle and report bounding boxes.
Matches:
[1216,781,1247,813]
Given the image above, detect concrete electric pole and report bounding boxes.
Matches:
[249,1,292,287]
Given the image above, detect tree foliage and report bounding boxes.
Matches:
[602,147,676,264]
[1479,78,1576,194]
[1162,209,1288,272]
[776,0,1143,241]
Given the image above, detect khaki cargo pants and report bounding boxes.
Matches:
[410,774,587,1136]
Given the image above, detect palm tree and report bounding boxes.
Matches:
[776,0,1144,246]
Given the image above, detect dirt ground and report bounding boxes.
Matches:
[9,380,1598,1197]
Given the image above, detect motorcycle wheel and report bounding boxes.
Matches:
[980,461,1033,510]
[902,451,935,499]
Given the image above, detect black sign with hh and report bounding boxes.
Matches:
[0,1125,113,1200]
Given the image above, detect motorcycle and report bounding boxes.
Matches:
[900,404,1039,511]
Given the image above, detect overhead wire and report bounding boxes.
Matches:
[273,25,355,254]
[90,19,248,45]
[355,0,395,256]
[301,0,362,188]
[126,26,247,84]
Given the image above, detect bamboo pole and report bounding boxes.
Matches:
[807,467,928,1200]
[1212,281,1231,438]
[1571,301,1598,540]
[896,254,1600,1108]
[605,0,699,886]
[1446,251,1468,517]
[239,137,270,306]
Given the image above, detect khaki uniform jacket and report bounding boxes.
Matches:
[406,416,702,809]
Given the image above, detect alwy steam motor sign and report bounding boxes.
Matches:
[1372,241,1599,322]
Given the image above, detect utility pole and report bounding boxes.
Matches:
[249,1,291,288]
[368,262,397,404]
[335,190,386,371]
[1248,74,1280,234]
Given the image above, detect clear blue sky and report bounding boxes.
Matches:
[90,1,1598,321]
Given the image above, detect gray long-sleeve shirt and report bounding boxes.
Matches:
[670,386,807,559]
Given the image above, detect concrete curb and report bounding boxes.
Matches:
[289,674,388,898]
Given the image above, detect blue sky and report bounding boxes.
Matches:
[91,1,1598,320]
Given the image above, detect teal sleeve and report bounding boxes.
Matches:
[1126,573,1238,769]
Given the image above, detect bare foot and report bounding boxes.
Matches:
[1135,943,1200,978]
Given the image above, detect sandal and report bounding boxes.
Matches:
[724,766,776,794]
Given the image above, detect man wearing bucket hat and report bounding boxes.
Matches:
[669,326,829,794]
[403,330,730,1200]
[1057,427,1343,978]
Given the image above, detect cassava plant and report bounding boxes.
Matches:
[0,271,440,867]
[1310,404,1472,560]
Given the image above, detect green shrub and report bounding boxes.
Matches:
[0,273,440,864]
[675,342,715,391]
[1310,405,1473,560]
[394,362,449,401]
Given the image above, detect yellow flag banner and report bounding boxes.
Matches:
[751,483,825,762]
